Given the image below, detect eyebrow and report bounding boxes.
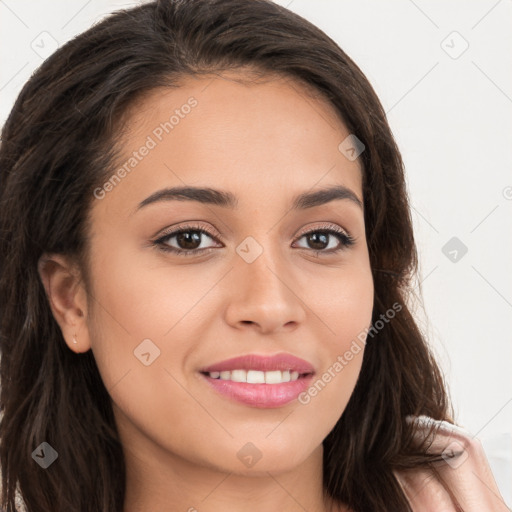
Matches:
[135,184,363,212]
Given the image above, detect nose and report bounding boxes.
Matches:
[224,248,307,335]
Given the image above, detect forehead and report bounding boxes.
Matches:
[93,72,364,218]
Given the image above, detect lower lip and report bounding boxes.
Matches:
[200,373,314,408]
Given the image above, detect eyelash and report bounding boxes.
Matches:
[153,222,355,257]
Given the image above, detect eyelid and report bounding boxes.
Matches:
[154,222,223,244]
[154,222,351,243]
[294,222,351,239]
[151,223,224,258]
[153,221,355,256]
[292,223,356,254]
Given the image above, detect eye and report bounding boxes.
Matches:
[153,222,355,257]
[153,223,222,256]
[292,224,355,254]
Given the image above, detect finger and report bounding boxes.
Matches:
[433,435,509,512]
[407,416,509,512]
[394,467,458,512]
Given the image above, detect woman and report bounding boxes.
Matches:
[0,0,507,511]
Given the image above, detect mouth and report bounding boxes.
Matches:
[198,353,315,408]
[201,369,309,383]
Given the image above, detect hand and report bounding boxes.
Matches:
[394,416,510,512]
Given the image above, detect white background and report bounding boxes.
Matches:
[1,0,511,506]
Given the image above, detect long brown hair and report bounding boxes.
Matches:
[0,1,452,510]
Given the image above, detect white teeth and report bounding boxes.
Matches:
[264,370,282,384]
[206,369,302,384]
[247,370,265,383]
[231,369,246,382]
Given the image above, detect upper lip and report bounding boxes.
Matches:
[200,353,315,374]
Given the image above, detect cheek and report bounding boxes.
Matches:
[298,266,373,415]
[86,248,219,375]
[86,251,214,455]
[305,258,374,352]
[89,253,212,338]
[82,250,176,410]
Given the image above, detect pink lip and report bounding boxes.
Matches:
[199,353,315,408]
[199,353,315,373]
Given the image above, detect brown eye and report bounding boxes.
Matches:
[174,231,203,250]
[154,225,222,256]
[304,232,330,250]
[293,227,355,253]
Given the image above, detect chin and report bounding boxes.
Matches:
[198,437,321,476]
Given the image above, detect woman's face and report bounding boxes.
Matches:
[83,72,374,476]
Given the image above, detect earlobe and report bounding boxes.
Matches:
[37,253,92,353]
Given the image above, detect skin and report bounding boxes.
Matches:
[37,71,509,512]
[39,72,372,512]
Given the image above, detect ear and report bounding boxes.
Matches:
[37,253,91,353]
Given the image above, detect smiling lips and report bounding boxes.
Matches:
[199,353,315,408]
